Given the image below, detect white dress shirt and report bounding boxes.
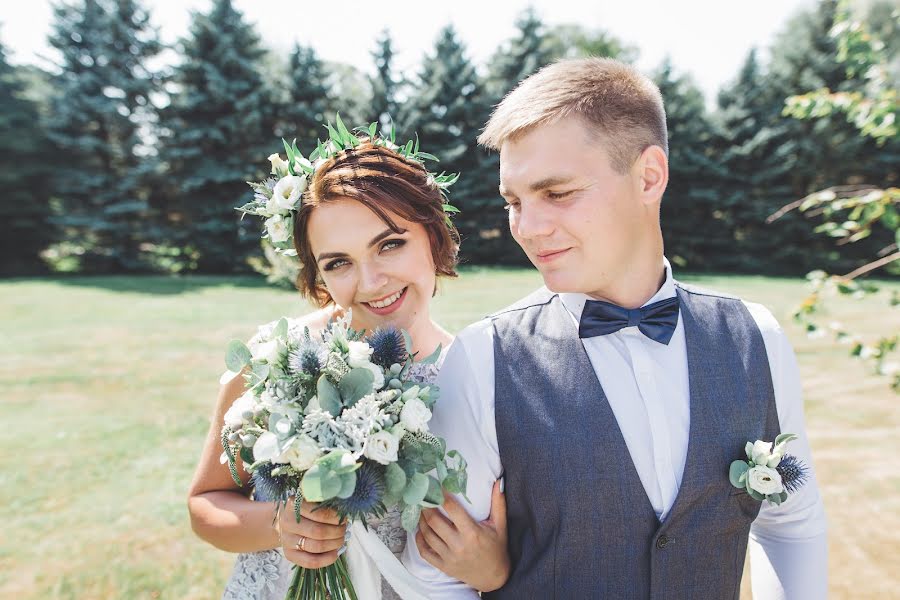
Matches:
[403,259,828,599]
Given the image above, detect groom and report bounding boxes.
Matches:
[405,58,828,598]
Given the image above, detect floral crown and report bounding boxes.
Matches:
[237,115,460,257]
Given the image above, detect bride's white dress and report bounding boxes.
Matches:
[221,346,444,600]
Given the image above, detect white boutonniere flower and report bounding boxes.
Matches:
[730,433,808,505]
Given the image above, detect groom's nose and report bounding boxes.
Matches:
[513,200,555,241]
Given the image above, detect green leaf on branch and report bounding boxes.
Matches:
[225,340,252,372]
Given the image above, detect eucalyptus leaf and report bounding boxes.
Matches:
[729,460,749,489]
[746,486,765,502]
[338,368,375,406]
[225,340,252,372]
[402,472,429,505]
[317,449,361,474]
[317,375,342,416]
[422,475,443,507]
[773,433,798,446]
[273,317,289,340]
[301,465,343,501]
[400,503,421,532]
[385,462,407,495]
[336,471,358,499]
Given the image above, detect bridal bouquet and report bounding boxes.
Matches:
[220,313,467,600]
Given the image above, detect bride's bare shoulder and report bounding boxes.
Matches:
[291,307,337,336]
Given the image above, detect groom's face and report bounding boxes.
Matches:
[499,115,654,297]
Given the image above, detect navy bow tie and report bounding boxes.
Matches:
[578,296,680,345]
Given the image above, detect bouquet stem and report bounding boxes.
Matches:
[286,555,358,600]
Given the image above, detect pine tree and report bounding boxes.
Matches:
[400,25,505,264]
[158,0,276,273]
[369,29,397,129]
[652,59,723,271]
[485,8,555,104]
[45,0,161,272]
[0,40,56,275]
[275,44,331,144]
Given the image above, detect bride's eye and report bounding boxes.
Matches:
[323,258,349,271]
[380,239,406,252]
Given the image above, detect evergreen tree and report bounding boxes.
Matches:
[45,0,161,272]
[485,8,555,104]
[0,40,55,275]
[276,44,331,143]
[711,0,890,273]
[158,0,276,273]
[369,29,397,129]
[400,25,505,264]
[652,59,723,270]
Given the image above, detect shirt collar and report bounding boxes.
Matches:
[559,257,676,322]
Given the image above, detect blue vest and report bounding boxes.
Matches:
[483,283,780,600]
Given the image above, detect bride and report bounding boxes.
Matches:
[187,131,510,599]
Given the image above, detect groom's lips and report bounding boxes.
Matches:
[535,248,571,263]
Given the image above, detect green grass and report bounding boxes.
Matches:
[2,269,897,599]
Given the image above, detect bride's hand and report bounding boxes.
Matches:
[415,479,510,592]
[278,500,347,569]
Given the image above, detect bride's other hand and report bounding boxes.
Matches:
[279,500,348,569]
[415,479,510,592]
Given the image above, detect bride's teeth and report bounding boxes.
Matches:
[368,289,403,309]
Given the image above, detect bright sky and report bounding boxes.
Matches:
[2,0,819,106]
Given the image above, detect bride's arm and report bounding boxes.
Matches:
[186,371,281,553]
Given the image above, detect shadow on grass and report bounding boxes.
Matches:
[3,274,295,295]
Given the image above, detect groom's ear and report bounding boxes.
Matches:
[634,145,668,205]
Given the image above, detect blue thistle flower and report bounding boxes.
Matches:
[287,340,325,377]
[368,327,408,369]
[776,454,808,494]
[252,463,292,502]
[321,460,387,522]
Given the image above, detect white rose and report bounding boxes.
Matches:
[268,153,290,177]
[747,465,784,496]
[347,341,374,368]
[749,440,774,466]
[400,398,432,433]
[266,214,292,244]
[252,339,283,365]
[272,175,307,212]
[365,362,385,391]
[253,431,280,462]
[364,430,399,465]
[277,434,322,471]
[223,391,255,429]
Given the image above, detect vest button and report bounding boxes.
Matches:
[656,534,671,549]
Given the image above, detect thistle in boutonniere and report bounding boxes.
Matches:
[729,433,809,505]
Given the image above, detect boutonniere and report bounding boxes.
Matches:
[729,433,808,505]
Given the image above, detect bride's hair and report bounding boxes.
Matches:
[292,139,460,307]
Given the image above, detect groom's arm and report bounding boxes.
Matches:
[745,303,828,599]
[401,319,505,596]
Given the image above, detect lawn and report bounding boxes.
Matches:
[1,269,897,599]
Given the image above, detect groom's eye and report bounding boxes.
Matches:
[547,190,572,200]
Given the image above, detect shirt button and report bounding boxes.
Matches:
[656,534,672,549]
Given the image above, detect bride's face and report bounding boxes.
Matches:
[306,197,437,334]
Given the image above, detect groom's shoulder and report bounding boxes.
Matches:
[674,279,741,302]
[488,286,557,320]
[675,280,784,335]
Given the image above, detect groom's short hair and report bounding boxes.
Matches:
[478,57,667,174]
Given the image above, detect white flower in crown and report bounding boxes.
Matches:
[266,214,292,245]
[272,175,307,213]
[268,153,290,178]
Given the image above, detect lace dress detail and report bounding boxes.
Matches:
[221,331,446,600]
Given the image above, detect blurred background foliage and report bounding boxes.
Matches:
[1,0,896,280]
